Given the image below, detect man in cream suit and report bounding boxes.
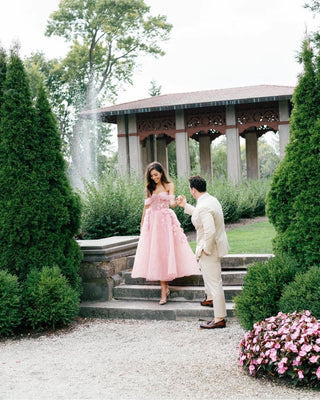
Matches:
[177,176,229,329]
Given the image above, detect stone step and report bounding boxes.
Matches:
[113,284,241,302]
[80,299,235,321]
[123,270,246,286]
[127,254,273,270]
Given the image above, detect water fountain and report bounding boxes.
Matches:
[70,83,98,192]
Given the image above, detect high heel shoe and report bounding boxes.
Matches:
[159,288,170,305]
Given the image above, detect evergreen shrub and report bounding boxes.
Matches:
[0,51,82,292]
[0,270,22,336]
[22,266,79,330]
[234,253,299,331]
[266,40,320,269]
[279,266,320,319]
[81,173,145,239]
[208,179,240,223]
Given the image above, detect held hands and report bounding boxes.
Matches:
[176,195,186,208]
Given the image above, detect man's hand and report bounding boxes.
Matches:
[176,195,186,208]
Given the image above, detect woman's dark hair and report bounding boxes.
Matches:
[145,162,171,195]
[189,175,206,192]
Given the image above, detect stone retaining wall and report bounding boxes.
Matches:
[77,236,139,301]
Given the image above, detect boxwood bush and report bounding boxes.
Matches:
[279,266,320,319]
[0,270,22,336]
[234,253,299,330]
[22,266,79,331]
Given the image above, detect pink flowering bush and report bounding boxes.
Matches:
[239,310,320,386]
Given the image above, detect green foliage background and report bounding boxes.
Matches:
[80,174,270,239]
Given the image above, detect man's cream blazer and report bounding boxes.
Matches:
[184,193,229,260]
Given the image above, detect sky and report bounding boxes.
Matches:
[1,0,319,106]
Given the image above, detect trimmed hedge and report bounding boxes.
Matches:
[0,270,22,336]
[279,266,320,319]
[22,266,79,330]
[234,253,299,331]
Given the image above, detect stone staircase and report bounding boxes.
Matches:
[80,254,273,321]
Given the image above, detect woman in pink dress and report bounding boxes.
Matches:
[132,162,200,305]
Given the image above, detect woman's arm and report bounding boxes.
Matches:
[140,197,150,229]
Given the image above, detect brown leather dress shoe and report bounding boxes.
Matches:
[200,299,213,307]
[200,319,226,329]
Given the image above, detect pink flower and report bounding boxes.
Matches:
[313,344,320,352]
[299,350,307,357]
[301,344,312,353]
[309,355,319,363]
[278,363,288,374]
[270,348,278,362]
[249,364,256,375]
[254,325,262,334]
[256,357,263,365]
[291,331,300,340]
[288,343,298,353]
[316,366,320,379]
[298,370,304,379]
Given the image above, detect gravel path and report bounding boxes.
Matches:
[1,318,320,400]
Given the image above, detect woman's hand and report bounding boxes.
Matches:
[176,195,186,208]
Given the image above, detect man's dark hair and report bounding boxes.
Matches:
[189,175,206,192]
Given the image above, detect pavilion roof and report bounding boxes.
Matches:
[83,84,294,122]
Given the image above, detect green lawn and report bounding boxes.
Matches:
[189,221,276,254]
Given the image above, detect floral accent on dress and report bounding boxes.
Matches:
[132,192,199,281]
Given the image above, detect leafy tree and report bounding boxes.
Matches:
[266,39,320,267]
[45,0,172,104]
[41,0,172,157]
[258,137,280,179]
[0,49,82,291]
[148,79,162,97]
[212,138,227,179]
[240,136,280,179]
[168,139,200,177]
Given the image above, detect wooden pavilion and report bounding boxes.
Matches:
[85,85,294,181]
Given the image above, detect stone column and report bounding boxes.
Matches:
[140,142,148,173]
[127,114,143,177]
[245,131,259,179]
[278,100,290,159]
[226,105,241,183]
[199,134,212,179]
[157,136,168,171]
[117,115,129,175]
[175,110,190,177]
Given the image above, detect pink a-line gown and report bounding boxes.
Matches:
[131,192,200,281]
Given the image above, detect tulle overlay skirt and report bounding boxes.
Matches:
[132,193,199,281]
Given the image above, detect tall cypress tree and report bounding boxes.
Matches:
[0,49,82,291]
[0,48,6,109]
[267,39,320,267]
